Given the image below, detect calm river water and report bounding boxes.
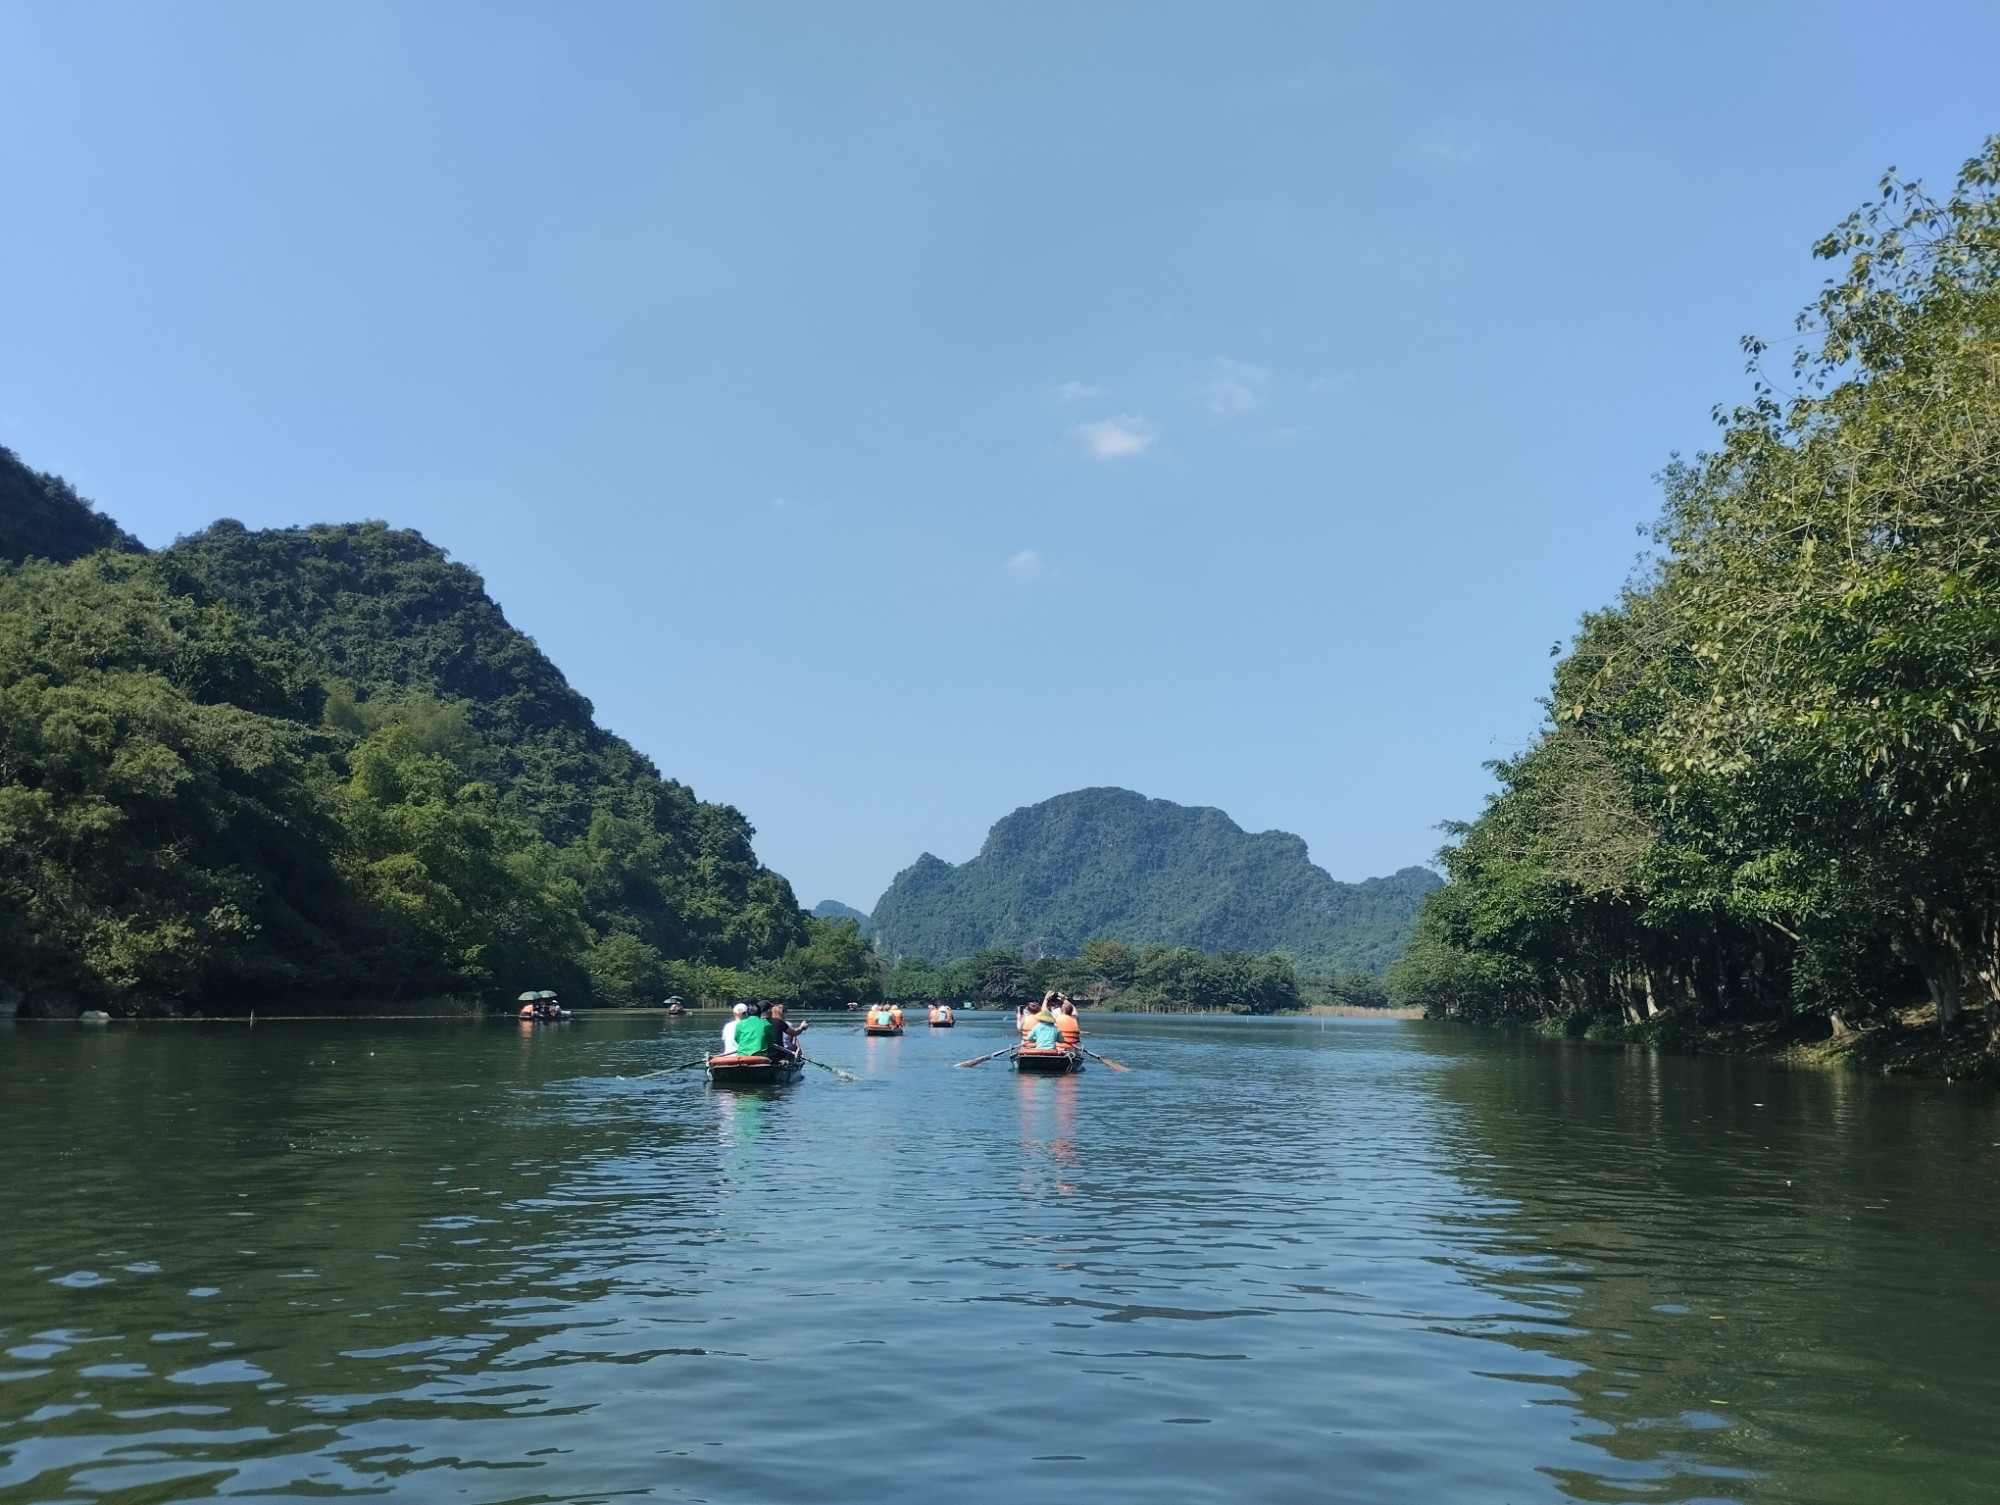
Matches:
[2,1015,1997,1503]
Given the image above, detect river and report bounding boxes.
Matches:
[1,1014,1995,1503]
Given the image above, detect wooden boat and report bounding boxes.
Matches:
[705,1052,805,1086]
[863,1022,903,1036]
[928,1007,955,1028]
[1013,1046,1084,1075]
[516,989,569,1022]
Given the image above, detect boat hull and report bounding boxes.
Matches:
[863,1025,903,1036]
[1013,1047,1084,1075]
[706,1054,804,1086]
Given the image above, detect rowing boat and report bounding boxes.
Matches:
[1012,1046,1084,1075]
[706,1053,805,1086]
[863,1023,903,1036]
[928,1007,955,1028]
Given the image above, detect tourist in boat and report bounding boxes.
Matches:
[1022,993,1056,1039]
[1055,1001,1081,1048]
[721,1000,749,1055]
[888,1002,905,1028]
[733,1003,774,1058]
[1025,1004,1061,1050]
[768,1002,807,1062]
[868,1002,896,1030]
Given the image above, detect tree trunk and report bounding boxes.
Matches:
[1923,964,1961,1029]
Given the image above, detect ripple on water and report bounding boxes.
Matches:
[1,1015,1998,1504]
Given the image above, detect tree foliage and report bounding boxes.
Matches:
[1393,138,2000,1045]
[0,470,826,1014]
[883,935,1305,1013]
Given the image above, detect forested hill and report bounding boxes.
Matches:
[866,787,1439,972]
[0,447,143,564]
[0,446,840,1016]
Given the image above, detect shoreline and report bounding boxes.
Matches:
[6,1003,1429,1024]
[1455,1004,2000,1083]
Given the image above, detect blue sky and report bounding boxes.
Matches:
[4,2,1998,911]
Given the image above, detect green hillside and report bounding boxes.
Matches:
[0,446,820,1015]
[866,787,1438,973]
[0,447,144,565]
[811,899,870,925]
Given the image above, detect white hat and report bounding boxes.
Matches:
[732,1002,749,1015]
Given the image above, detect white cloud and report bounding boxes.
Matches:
[1056,381,1104,402]
[1007,548,1054,581]
[1073,414,1159,459]
[1198,357,1272,418]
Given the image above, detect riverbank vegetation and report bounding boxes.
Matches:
[0,469,870,1016]
[1389,139,2000,1068]
[881,938,1386,1013]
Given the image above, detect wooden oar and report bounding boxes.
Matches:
[1081,1046,1132,1073]
[954,1043,1020,1068]
[634,1056,712,1079]
[805,1058,859,1083]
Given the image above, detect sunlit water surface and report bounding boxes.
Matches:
[3,1015,1997,1503]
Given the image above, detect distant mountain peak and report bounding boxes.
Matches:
[867,787,1438,971]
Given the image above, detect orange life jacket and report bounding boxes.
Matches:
[1055,1013,1081,1044]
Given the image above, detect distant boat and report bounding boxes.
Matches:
[706,1053,804,1087]
[517,989,570,1022]
[928,1005,955,1028]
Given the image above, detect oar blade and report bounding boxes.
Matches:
[954,1045,1014,1068]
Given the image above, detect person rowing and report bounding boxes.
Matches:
[1024,1002,1061,1050]
[768,1002,807,1062]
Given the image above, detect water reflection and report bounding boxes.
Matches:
[1415,1025,2000,1504]
[1015,1074,1083,1196]
[3,1016,1995,1503]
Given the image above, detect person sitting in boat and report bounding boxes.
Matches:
[768,1002,807,1062]
[868,1003,894,1029]
[1026,1005,1061,1050]
[721,1000,749,1055]
[732,1003,774,1059]
[1021,994,1052,1039]
[888,1002,904,1027]
[1055,1001,1081,1048]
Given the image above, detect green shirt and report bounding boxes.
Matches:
[733,1015,773,1056]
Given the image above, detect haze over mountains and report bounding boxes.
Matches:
[843,788,1439,973]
